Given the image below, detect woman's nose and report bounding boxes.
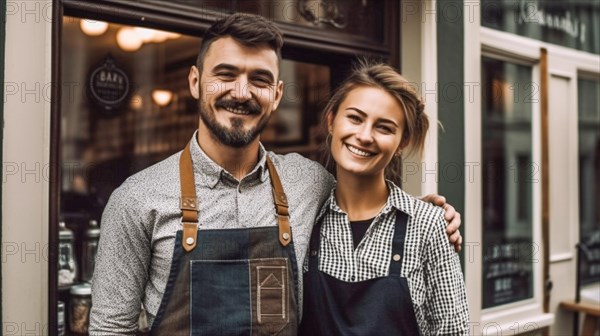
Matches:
[355,125,374,143]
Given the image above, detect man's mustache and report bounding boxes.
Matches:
[214,98,261,115]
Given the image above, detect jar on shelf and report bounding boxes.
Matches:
[69,283,92,334]
[81,219,100,282]
[58,221,77,286]
[57,301,65,336]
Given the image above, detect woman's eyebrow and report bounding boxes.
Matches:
[345,107,399,127]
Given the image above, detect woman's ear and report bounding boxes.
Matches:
[327,112,334,134]
[394,134,408,156]
[398,133,409,153]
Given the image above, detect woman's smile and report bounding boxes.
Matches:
[345,143,376,157]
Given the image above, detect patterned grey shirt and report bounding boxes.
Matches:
[89,133,334,334]
[308,181,469,335]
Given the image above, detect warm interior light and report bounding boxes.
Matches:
[117,27,143,52]
[133,27,157,43]
[151,31,170,43]
[80,20,108,36]
[165,32,181,39]
[130,94,143,110]
[152,90,173,107]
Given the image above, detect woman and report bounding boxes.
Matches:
[300,62,469,335]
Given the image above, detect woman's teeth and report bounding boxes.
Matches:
[346,145,373,157]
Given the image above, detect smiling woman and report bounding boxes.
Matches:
[300,62,469,336]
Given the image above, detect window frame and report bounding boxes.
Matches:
[479,47,545,321]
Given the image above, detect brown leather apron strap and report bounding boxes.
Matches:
[265,156,292,247]
[178,142,292,252]
[179,142,198,252]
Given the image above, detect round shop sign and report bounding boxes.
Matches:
[88,56,130,115]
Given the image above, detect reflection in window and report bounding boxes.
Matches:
[481,57,534,308]
[578,78,600,287]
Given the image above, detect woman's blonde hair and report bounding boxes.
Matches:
[321,60,429,183]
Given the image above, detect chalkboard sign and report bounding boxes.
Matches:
[88,56,131,115]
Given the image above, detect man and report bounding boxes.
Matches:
[89,13,461,335]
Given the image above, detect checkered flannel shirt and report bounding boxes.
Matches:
[306,181,469,335]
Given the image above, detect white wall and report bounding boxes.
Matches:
[400,0,439,197]
[2,1,52,334]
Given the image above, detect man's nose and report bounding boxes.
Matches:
[230,76,253,101]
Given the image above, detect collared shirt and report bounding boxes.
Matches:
[90,132,334,335]
[308,181,469,335]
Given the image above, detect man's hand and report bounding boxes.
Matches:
[421,194,462,252]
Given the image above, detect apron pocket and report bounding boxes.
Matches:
[190,259,251,336]
[249,258,293,335]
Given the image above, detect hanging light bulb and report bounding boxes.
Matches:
[117,27,143,52]
[80,19,108,36]
[152,89,173,107]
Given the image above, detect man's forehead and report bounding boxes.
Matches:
[203,37,280,73]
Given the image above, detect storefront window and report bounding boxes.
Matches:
[578,78,600,288]
[61,16,329,200]
[481,57,535,308]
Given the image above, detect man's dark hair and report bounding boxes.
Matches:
[196,13,284,73]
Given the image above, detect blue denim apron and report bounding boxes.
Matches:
[299,211,419,335]
[151,143,298,335]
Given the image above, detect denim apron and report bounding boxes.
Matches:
[151,143,298,335]
[299,211,419,336]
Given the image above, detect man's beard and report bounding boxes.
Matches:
[198,98,269,148]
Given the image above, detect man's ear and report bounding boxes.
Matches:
[188,66,200,99]
[271,80,284,111]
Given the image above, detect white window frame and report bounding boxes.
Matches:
[466,19,599,333]
[466,24,546,335]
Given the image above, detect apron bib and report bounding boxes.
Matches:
[151,143,298,336]
[299,211,419,336]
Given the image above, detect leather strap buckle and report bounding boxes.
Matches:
[182,222,198,253]
[277,215,291,247]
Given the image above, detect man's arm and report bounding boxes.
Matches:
[424,212,470,335]
[89,187,151,335]
[421,194,462,252]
